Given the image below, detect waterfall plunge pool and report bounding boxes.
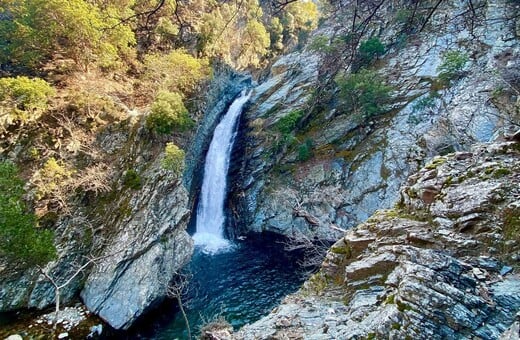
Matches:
[124,233,308,339]
[121,92,308,338]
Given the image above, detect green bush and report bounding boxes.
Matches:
[146,91,192,134]
[277,110,304,134]
[412,93,439,113]
[298,138,313,162]
[0,161,56,267]
[161,142,185,176]
[143,49,210,95]
[0,76,55,128]
[123,169,142,190]
[437,50,468,83]
[335,68,393,118]
[358,37,385,65]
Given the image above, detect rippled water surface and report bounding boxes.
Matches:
[128,236,306,339]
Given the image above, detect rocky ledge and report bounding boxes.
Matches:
[234,141,520,339]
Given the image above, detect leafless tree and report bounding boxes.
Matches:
[166,271,193,340]
[36,250,119,329]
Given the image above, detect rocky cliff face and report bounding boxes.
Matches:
[0,69,248,330]
[233,0,519,241]
[234,140,520,339]
[79,153,193,330]
[0,123,194,330]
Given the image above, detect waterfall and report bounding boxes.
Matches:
[193,91,251,253]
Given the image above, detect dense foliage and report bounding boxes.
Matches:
[0,161,56,267]
[0,76,55,129]
[147,91,192,134]
[335,68,393,119]
[0,0,135,69]
[142,49,210,95]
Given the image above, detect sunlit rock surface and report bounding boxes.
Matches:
[234,141,520,339]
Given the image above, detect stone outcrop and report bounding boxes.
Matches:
[234,0,519,241]
[234,141,520,339]
[0,125,194,330]
[79,159,193,330]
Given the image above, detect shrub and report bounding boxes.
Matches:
[123,169,142,190]
[0,76,55,129]
[335,68,393,119]
[298,138,313,162]
[31,157,73,202]
[146,91,192,134]
[358,37,385,65]
[277,110,304,134]
[437,50,468,83]
[0,161,56,267]
[143,49,210,95]
[412,93,439,113]
[161,143,185,176]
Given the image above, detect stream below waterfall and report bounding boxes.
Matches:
[125,234,307,339]
[126,90,308,338]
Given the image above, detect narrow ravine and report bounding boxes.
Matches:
[124,91,308,338]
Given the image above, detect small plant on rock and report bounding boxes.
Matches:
[437,50,469,84]
[123,169,142,189]
[358,37,385,66]
[335,68,393,119]
[277,109,304,134]
[298,138,314,162]
[161,142,185,176]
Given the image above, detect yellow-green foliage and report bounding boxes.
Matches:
[161,142,185,176]
[0,161,56,267]
[147,91,192,134]
[437,50,468,83]
[0,0,135,69]
[284,1,319,32]
[237,19,271,68]
[196,0,271,69]
[0,76,55,129]
[143,49,210,95]
[34,157,73,200]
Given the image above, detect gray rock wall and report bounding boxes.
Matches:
[234,0,519,240]
[234,141,520,339]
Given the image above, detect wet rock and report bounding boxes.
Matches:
[500,266,513,276]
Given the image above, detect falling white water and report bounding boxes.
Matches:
[193,91,251,253]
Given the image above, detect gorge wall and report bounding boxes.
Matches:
[234,140,520,339]
[232,0,519,243]
[0,69,246,330]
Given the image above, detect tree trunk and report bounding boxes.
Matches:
[54,287,60,330]
[177,295,191,340]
